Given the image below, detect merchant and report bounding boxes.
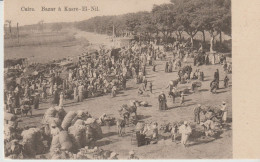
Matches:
[214,69,220,89]
[221,101,228,123]
[179,121,192,147]
[53,90,60,106]
[194,104,201,124]
[158,91,167,110]
[224,75,229,88]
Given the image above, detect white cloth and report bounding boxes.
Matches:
[179,124,192,145]
[221,105,227,122]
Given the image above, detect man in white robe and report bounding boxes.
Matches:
[179,121,192,147]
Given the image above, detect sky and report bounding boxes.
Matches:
[4,0,170,26]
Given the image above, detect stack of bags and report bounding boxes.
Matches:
[85,118,103,140]
[21,128,46,159]
[4,113,18,141]
[75,146,113,159]
[5,139,23,159]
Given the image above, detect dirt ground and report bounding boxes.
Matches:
[7,31,232,159]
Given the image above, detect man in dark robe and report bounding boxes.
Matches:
[158,92,167,110]
[165,62,169,73]
[194,104,201,124]
[214,69,220,89]
[53,90,60,106]
[33,94,40,109]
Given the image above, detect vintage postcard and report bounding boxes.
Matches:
[1,0,259,160]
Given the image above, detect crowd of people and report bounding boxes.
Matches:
[4,37,232,159]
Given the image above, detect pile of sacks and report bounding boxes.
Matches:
[4,112,19,142]
[42,107,103,159]
[5,139,23,159]
[21,128,46,159]
[76,146,115,159]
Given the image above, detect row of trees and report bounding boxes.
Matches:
[76,0,231,52]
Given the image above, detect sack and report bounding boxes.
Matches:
[61,111,77,131]
[50,135,60,153]
[59,131,72,151]
[68,125,87,150]
[48,117,61,127]
[85,118,96,125]
[135,122,145,131]
[45,107,57,118]
[56,107,67,121]
[140,101,148,107]
[74,119,84,126]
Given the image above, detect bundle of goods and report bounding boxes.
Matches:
[4,125,18,142]
[21,128,46,159]
[139,101,148,107]
[191,81,202,91]
[4,113,19,141]
[97,114,116,126]
[5,139,23,159]
[61,110,91,131]
[68,124,87,151]
[178,85,190,94]
[42,106,65,129]
[4,112,18,128]
[75,146,114,159]
[85,118,103,140]
[159,122,172,133]
[129,115,138,125]
[50,148,74,159]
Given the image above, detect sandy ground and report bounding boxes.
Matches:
[7,31,232,159]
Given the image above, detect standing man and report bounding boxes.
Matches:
[53,90,60,106]
[122,77,127,90]
[158,92,167,110]
[214,69,220,89]
[221,101,228,123]
[179,121,192,147]
[78,83,84,102]
[165,62,169,73]
[180,92,185,105]
[149,82,153,94]
[224,75,229,88]
[194,104,201,124]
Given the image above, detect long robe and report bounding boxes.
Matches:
[158,94,167,110]
[179,124,192,145]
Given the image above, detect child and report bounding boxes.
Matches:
[171,123,179,142]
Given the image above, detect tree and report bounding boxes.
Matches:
[173,0,204,47]
[152,4,176,42]
[198,0,231,52]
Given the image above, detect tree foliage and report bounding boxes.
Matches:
[75,0,231,47]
